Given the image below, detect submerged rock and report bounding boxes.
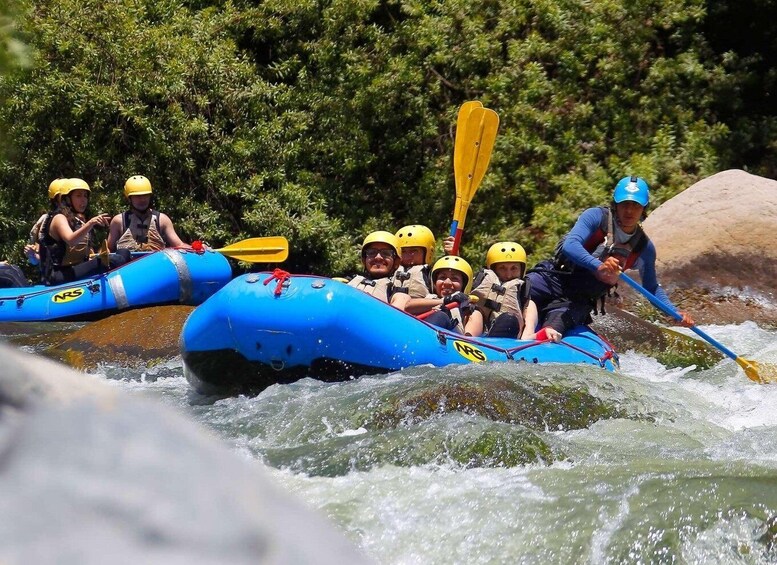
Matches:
[44,305,194,369]
[590,306,723,369]
[367,377,625,432]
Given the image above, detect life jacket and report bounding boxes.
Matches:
[471,268,530,334]
[26,213,50,267]
[29,213,49,245]
[553,206,649,273]
[116,210,167,252]
[39,212,92,284]
[348,274,394,303]
[424,292,469,334]
[391,264,432,298]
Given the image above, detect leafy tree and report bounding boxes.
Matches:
[0,0,350,273]
[0,0,772,275]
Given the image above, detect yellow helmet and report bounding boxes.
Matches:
[361,231,400,257]
[47,178,66,200]
[486,241,527,269]
[431,255,473,293]
[124,175,153,198]
[395,224,435,263]
[60,178,91,196]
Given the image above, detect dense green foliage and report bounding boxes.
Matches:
[0,0,775,275]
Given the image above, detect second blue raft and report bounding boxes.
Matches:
[0,249,233,322]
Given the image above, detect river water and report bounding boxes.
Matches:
[19,321,777,563]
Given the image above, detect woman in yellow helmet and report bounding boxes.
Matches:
[107,175,188,253]
[24,178,66,267]
[471,242,560,341]
[403,255,484,336]
[390,224,438,311]
[39,178,129,285]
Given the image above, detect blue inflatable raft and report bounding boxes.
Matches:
[0,249,233,322]
[181,272,619,395]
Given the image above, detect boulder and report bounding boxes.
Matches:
[44,305,194,370]
[628,169,777,326]
[0,344,369,564]
[590,306,722,369]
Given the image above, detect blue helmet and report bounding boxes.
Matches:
[612,176,649,207]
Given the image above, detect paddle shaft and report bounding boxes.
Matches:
[618,271,741,362]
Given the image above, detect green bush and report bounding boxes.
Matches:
[0,0,773,274]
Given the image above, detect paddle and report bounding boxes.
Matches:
[417,295,479,321]
[449,103,499,256]
[453,101,483,187]
[99,236,290,264]
[205,236,289,263]
[618,270,777,384]
[96,240,111,268]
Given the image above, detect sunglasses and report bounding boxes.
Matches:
[364,248,396,260]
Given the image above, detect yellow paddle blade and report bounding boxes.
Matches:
[452,101,483,222]
[213,236,289,263]
[453,107,499,229]
[453,101,483,189]
[97,240,110,268]
[736,357,777,384]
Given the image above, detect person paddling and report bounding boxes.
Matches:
[526,175,694,334]
[39,178,130,285]
[107,175,188,253]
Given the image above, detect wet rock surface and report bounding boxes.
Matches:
[590,306,723,369]
[43,305,194,369]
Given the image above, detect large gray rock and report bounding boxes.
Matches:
[0,344,369,565]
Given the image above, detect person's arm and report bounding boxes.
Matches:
[390,292,411,311]
[519,300,539,340]
[50,213,110,246]
[405,296,444,315]
[158,213,189,248]
[106,214,123,252]
[636,242,694,326]
[464,309,484,337]
[560,207,608,271]
[562,207,625,284]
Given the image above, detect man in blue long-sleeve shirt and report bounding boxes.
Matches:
[526,176,694,334]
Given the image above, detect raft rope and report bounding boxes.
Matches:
[0,278,102,307]
[427,322,616,367]
[264,268,291,296]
